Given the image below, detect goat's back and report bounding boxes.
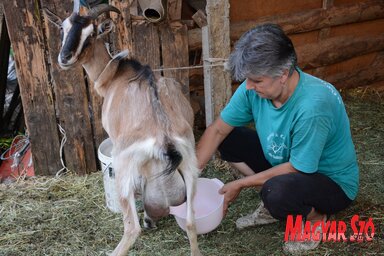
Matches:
[102,70,194,150]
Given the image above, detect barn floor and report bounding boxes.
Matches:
[0,88,383,256]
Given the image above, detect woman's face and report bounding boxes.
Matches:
[245,74,284,100]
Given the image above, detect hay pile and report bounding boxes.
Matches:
[1,88,383,256]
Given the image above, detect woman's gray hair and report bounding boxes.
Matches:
[228,23,297,81]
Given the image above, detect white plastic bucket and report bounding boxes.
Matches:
[169,178,224,235]
[98,138,121,213]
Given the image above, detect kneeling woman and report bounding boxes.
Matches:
[196,23,358,254]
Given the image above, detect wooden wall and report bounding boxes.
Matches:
[188,0,384,95]
[0,0,189,175]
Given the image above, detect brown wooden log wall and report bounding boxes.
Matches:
[188,0,384,95]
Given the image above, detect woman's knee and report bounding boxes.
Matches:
[260,175,298,219]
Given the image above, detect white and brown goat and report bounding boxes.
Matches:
[44,2,201,256]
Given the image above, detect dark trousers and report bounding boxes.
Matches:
[218,127,352,220]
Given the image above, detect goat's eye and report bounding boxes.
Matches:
[82,37,91,49]
[60,27,64,41]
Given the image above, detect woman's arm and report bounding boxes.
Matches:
[196,117,234,170]
[219,162,299,215]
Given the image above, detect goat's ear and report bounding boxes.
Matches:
[97,19,115,39]
[42,8,63,28]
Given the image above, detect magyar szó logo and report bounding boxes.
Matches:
[285,215,376,242]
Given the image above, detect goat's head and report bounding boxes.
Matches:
[43,0,120,69]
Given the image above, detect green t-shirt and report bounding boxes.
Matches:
[221,69,359,200]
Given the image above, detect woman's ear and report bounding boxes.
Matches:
[280,69,289,85]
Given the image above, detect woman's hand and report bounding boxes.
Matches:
[219,180,243,216]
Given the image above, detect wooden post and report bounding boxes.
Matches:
[315,0,334,78]
[0,9,10,126]
[2,1,62,175]
[202,0,232,126]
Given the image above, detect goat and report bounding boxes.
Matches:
[44,2,201,256]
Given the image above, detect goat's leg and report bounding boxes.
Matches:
[110,191,141,256]
[179,164,202,256]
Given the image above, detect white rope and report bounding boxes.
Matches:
[56,124,69,177]
[152,58,228,72]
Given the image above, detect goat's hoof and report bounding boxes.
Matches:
[143,217,157,229]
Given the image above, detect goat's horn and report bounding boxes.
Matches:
[73,0,80,13]
[88,4,121,19]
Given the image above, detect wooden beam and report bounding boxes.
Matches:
[297,33,384,69]
[2,0,62,175]
[202,0,231,126]
[188,0,384,50]
[41,0,97,175]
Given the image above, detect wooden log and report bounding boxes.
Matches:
[41,0,97,175]
[203,0,231,126]
[325,51,384,89]
[188,0,384,50]
[2,1,62,175]
[159,22,190,98]
[297,33,384,69]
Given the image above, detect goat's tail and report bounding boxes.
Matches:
[162,138,183,176]
[139,65,171,133]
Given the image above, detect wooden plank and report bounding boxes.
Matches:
[160,22,190,98]
[132,22,161,70]
[110,0,134,54]
[188,0,384,50]
[297,33,384,69]
[168,0,182,21]
[41,0,97,174]
[2,0,62,175]
[86,79,107,149]
[202,0,231,126]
